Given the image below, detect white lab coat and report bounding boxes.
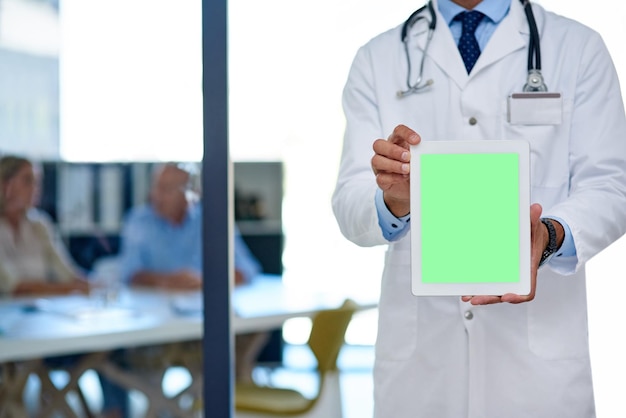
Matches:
[332,1,626,417]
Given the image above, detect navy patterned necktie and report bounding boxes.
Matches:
[456,11,485,73]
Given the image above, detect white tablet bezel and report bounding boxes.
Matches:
[409,140,531,297]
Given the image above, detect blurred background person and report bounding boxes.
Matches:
[99,162,266,417]
[121,162,267,380]
[120,162,261,289]
[0,155,92,416]
[0,155,88,296]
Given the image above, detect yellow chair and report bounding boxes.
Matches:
[235,299,358,418]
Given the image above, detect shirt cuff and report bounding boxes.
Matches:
[375,189,411,241]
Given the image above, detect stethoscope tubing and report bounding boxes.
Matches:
[521,0,541,71]
[400,0,543,95]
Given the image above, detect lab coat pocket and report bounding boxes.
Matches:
[376,250,418,362]
[501,98,574,188]
[527,269,589,360]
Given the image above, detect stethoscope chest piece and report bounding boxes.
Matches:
[523,69,548,92]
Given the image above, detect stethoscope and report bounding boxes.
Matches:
[398,0,547,98]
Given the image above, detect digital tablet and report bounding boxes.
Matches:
[409,140,531,297]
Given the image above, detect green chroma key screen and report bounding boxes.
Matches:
[419,153,520,284]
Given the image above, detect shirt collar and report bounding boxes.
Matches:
[438,0,511,26]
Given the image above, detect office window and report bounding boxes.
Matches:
[228,0,419,347]
[0,0,59,158]
[58,0,203,162]
[228,0,416,304]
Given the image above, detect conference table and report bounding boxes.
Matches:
[0,274,378,416]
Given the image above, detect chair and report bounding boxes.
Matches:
[235,299,358,418]
[36,352,106,418]
[96,340,204,417]
[0,360,40,418]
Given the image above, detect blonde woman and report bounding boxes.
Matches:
[0,155,89,296]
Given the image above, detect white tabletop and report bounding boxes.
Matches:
[0,275,377,362]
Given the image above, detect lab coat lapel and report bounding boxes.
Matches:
[420,4,468,90]
[417,0,529,88]
[471,0,528,76]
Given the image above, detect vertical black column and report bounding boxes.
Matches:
[202,0,233,416]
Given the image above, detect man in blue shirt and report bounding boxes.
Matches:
[101,163,266,417]
[120,163,261,288]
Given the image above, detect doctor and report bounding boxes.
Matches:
[332,0,626,417]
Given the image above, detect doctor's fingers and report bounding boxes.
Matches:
[373,138,412,161]
[387,124,421,146]
[463,293,535,305]
[462,295,503,305]
[500,292,535,304]
[371,153,410,177]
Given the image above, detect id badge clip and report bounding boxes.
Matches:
[507,92,562,125]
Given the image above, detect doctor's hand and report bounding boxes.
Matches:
[462,203,549,306]
[372,124,421,217]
